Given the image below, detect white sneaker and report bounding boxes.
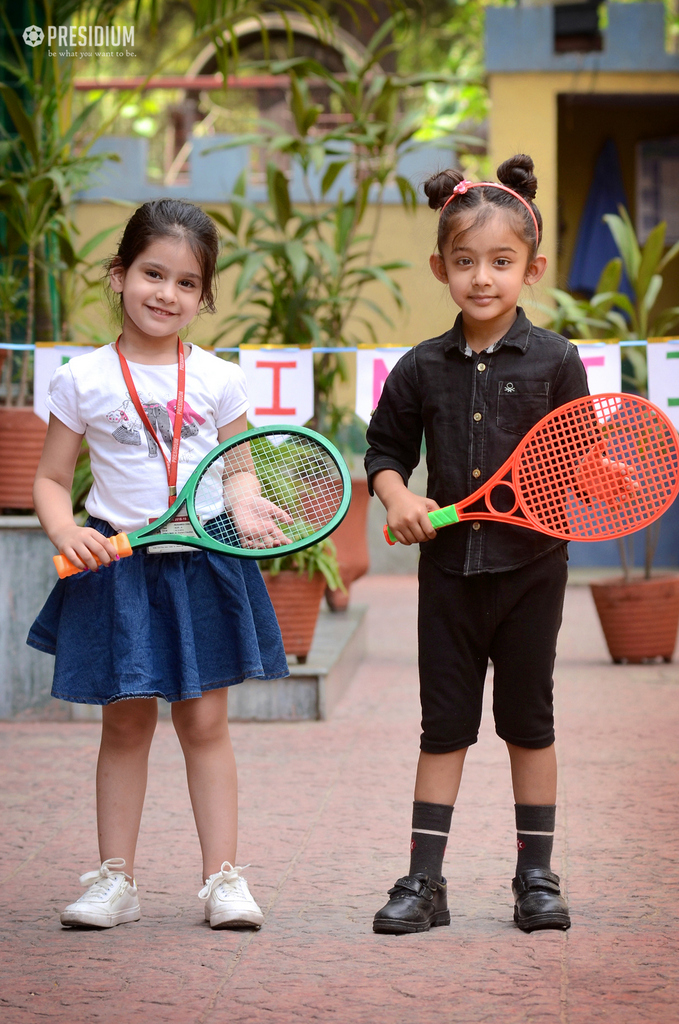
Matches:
[198,862,264,929]
[60,858,141,928]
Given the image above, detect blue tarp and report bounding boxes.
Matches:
[568,138,632,298]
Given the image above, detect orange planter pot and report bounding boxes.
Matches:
[262,570,326,663]
[0,408,47,510]
[590,575,679,664]
[325,477,371,612]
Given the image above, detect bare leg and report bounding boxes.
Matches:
[414,748,468,805]
[97,698,158,875]
[171,688,238,879]
[506,742,557,805]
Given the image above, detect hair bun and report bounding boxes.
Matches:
[423,169,466,211]
[496,154,537,201]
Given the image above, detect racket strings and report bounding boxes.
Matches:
[517,396,679,539]
[194,433,344,550]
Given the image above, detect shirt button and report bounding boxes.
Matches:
[472,468,481,478]
[477,363,486,372]
[472,521,481,531]
[473,412,482,422]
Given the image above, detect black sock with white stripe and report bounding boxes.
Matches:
[515,804,556,874]
[409,801,454,881]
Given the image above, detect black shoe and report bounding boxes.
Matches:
[512,868,571,932]
[373,874,450,934]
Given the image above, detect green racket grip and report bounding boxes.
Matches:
[428,506,460,529]
[383,505,460,545]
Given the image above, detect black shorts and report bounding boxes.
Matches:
[417,547,568,754]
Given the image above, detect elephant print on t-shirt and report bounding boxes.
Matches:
[108,393,206,459]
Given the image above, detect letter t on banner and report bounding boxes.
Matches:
[238,348,314,427]
[355,348,409,424]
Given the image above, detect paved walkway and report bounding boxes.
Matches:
[1,576,678,1024]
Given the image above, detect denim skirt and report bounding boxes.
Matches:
[27,517,289,705]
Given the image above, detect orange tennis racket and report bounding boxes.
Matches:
[384,394,679,544]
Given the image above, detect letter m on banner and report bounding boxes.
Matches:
[355,348,409,424]
[238,349,314,427]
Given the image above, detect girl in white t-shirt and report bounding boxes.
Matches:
[28,199,288,931]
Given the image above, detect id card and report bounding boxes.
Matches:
[147,513,201,554]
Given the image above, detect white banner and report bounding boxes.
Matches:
[355,348,409,425]
[33,345,94,424]
[238,348,314,427]
[647,339,679,431]
[575,342,621,395]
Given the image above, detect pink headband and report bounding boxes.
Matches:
[439,180,540,246]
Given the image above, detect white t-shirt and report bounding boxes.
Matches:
[46,343,249,532]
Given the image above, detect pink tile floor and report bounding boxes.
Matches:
[1,575,678,1023]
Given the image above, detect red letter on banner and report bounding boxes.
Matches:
[255,361,297,415]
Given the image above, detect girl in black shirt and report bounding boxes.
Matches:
[366,154,588,934]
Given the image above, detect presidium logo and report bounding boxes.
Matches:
[23,25,44,47]
[23,23,134,50]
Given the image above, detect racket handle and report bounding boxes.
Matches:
[53,533,133,579]
[383,503,462,546]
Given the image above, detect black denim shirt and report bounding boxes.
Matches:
[364,308,589,575]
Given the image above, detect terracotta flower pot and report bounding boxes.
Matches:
[590,575,679,664]
[0,408,47,510]
[262,569,326,663]
[325,477,371,612]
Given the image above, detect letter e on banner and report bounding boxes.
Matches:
[355,348,409,424]
[575,343,621,395]
[238,348,314,427]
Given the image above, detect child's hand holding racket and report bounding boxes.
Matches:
[53,524,119,573]
[376,470,440,545]
[226,473,294,548]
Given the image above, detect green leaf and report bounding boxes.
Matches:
[284,240,309,284]
[395,175,417,212]
[637,222,666,302]
[657,236,679,274]
[594,257,622,296]
[76,223,121,261]
[60,95,103,151]
[217,248,252,272]
[267,165,292,231]
[642,274,663,313]
[313,239,339,277]
[650,306,679,336]
[604,210,640,282]
[0,84,38,163]
[235,252,267,297]
[289,74,308,137]
[320,161,348,196]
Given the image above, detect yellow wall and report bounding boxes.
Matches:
[489,72,679,309]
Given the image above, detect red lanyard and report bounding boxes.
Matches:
[115,336,186,507]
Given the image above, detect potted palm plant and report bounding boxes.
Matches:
[541,208,679,662]
[260,539,344,662]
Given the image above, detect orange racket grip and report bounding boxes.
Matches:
[53,533,133,579]
[383,524,397,545]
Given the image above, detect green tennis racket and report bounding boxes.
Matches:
[54,425,352,578]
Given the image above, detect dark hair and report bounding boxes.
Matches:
[423,154,543,259]
[105,198,220,315]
